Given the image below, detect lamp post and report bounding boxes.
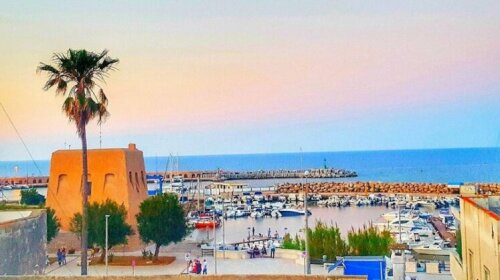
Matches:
[213,209,217,275]
[105,214,110,276]
[304,170,310,275]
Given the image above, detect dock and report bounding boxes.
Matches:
[430,217,456,246]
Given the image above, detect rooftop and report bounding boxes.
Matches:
[463,196,500,220]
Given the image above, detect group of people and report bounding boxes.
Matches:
[185,254,207,275]
[56,247,67,266]
[248,240,276,258]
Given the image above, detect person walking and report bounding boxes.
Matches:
[270,242,276,258]
[252,226,255,237]
[62,247,67,265]
[56,249,62,266]
[196,259,202,274]
[184,253,191,274]
[202,259,208,274]
[268,227,271,238]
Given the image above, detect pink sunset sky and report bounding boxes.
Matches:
[0,1,499,160]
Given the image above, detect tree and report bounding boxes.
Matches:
[70,199,133,262]
[38,49,118,275]
[136,193,187,259]
[46,207,60,242]
[456,228,462,259]
[20,188,45,205]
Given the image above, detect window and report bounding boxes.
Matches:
[484,266,490,280]
[135,172,140,192]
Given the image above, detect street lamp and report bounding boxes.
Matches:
[303,170,310,275]
[105,214,110,276]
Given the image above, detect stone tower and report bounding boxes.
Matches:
[46,143,147,249]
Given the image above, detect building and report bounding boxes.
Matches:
[0,209,47,275]
[45,143,148,249]
[450,196,499,280]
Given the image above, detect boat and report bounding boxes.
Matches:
[170,175,184,188]
[1,185,13,190]
[270,210,282,218]
[412,240,454,256]
[194,216,220,229]
[250,210,264,219]
[253,191,264,202]
[278,208,311,217]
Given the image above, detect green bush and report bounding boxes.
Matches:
[283,222,392,258]
[20,188,45,205]
[347,223,393,256]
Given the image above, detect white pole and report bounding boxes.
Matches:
[213,210,217,275]
[398,203,402,243]
[304,170,310,275]
[223,207,226,259]
[105,214,110,276]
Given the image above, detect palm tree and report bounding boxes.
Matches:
[38,49,118,275]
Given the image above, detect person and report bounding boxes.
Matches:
[261,246,267,256]
[61,247,67,265]
[56,248,63,266]
[202,259,208,274]
[253,245,260,258]
[268,228,271,238]
[274,230,279,239]
[270,242,276,258]
[252,226,255,237]
[188,260,194,273]
[45,255,50,267]
[196,259,202,274]
[184,253,191,274]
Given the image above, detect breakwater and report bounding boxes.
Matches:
[222,168,357,180]
[276,182,500,195]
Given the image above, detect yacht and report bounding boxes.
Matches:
[278,208,312,217]
[412,240,454,256]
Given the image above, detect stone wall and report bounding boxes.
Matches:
[0,209,47,275]
[0,275,366,280]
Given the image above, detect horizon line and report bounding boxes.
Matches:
[1,145,499,162]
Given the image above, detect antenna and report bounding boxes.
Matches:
[99,123,102,148]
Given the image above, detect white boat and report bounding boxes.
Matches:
[1,185,13,190]
[382,209,419,222]
[250,210,264,219]
[412,240,454,256]
[278,208,311,217]
[376,218,420,233]
[270,210,282,218]
[170,175,184,188]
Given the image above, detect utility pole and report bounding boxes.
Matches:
[304,170,310,275]
[213,209,217,275]
[105,214,110,276]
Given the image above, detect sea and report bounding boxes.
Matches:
[1,147,499,183]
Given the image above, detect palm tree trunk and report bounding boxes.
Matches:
[80,122,89,275]
[154,243,161,260]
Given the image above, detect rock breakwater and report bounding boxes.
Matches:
[277,182,500,195]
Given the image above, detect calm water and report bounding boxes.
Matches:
[2,147,499,182]
[189,206,389,244]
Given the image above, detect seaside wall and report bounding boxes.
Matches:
[0,209,47,275]
[45,144,148,249]
[277,182,500,195]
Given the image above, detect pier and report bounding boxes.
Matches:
[430,217,456,246]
